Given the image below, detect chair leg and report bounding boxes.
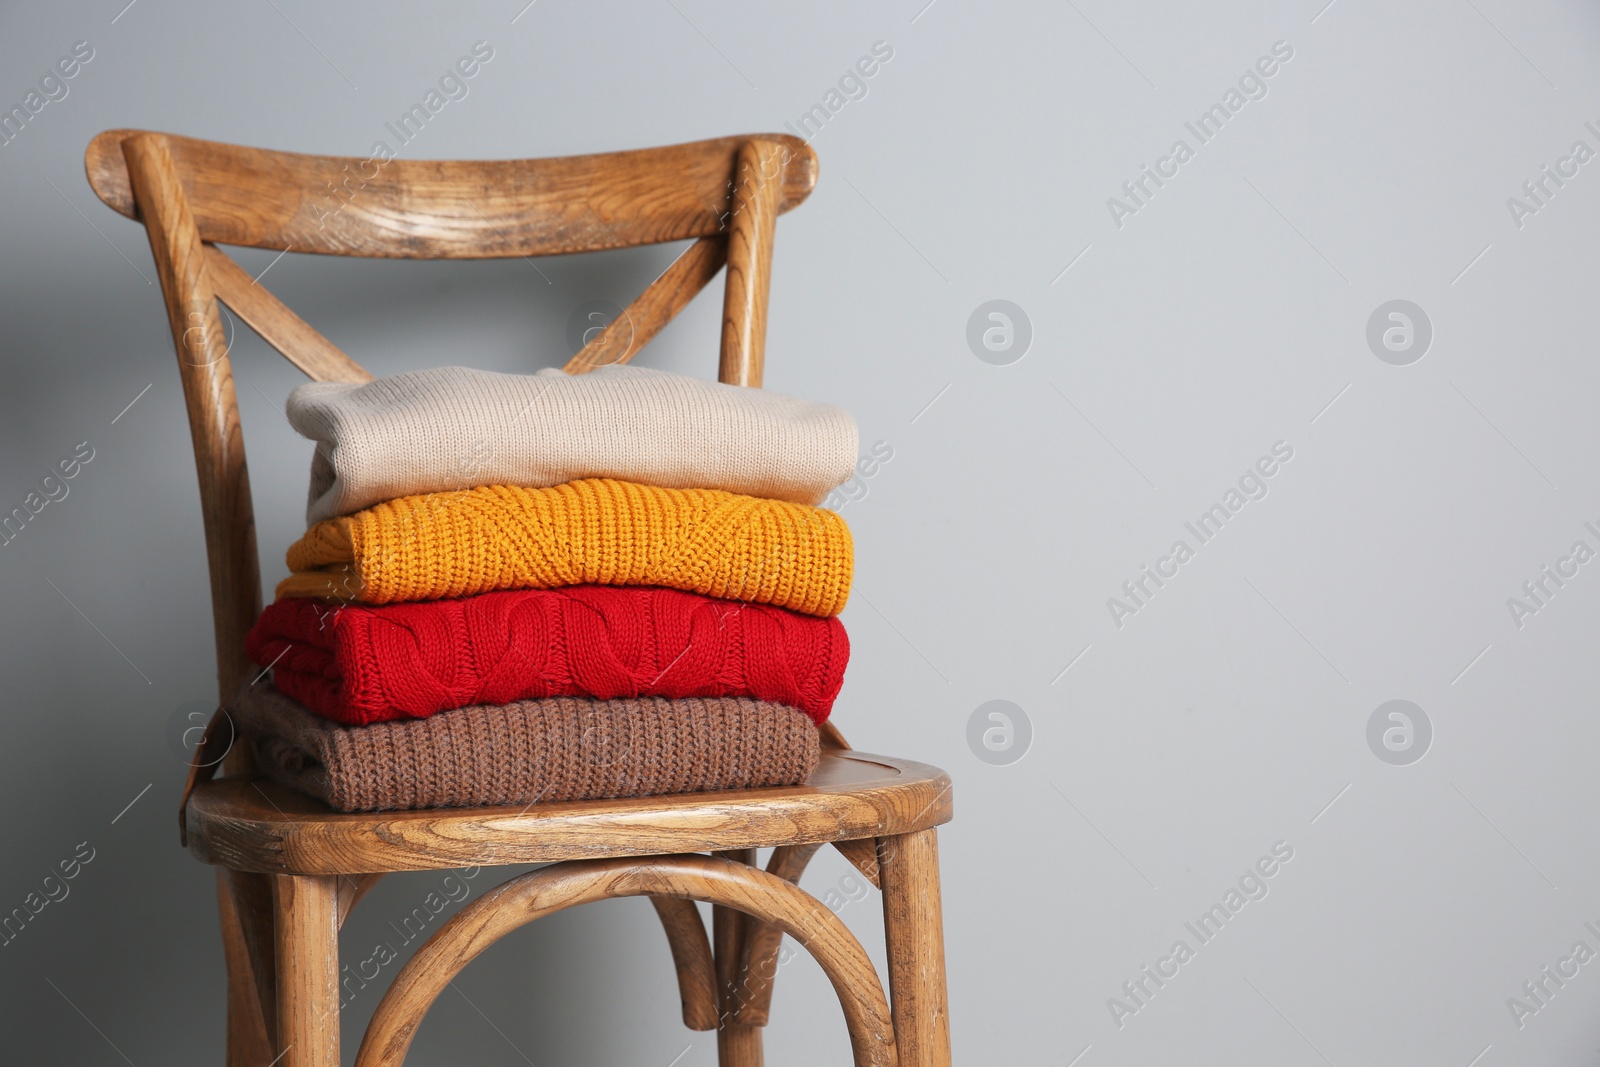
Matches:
[218,870,275,1066]
[716,1022,764,1066]
[714,848,764,1066]
[714,903,766,1065]
[273,874,341,1067]
[879,830,952,1067]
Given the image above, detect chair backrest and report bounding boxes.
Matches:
[85,129,817,706]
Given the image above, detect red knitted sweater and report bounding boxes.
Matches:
[245,585,848,726]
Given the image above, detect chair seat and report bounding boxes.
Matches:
[187,749,952,874]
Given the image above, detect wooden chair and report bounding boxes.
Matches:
[85,129,953,1067]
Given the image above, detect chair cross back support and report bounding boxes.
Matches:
[85,129,812,387]
[87,129,951,1067]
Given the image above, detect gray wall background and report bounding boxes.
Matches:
[2,0,1598,1063]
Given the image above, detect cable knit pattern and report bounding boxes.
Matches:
[246,586,848,726]
[230,683,821,813]
[275,478,853,616]
[290,364,859,525]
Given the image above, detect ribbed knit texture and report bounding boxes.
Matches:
[275,478,853,616]
[246,586,848,726]
[290,364,859,525]
[230,682,821,813]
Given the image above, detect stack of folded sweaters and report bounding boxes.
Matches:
[233,364,859,812]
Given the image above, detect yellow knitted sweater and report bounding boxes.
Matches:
[276,478,853,616]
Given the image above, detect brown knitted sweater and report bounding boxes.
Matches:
[228,683,821,813]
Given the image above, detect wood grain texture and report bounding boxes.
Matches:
[714,848,763,1066]
[122,133,261,706]
[88,129,817,259]
[563,235,728,374]
[226,868,281,1044]
[879,831,952,1067]
[336,873,386,929]
[203,244,373,383]
[833,837,883,889]
[650,895,719,1031]
[353,855,897,1067]
[718,1017,764,1067]
[187,750,952,874]
[719,140,784,388]
[732,842,823,1026]
[123,134,280,1067]
[218,869,275,1067]
[273,874,340,1067]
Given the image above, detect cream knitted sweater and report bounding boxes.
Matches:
[288,364,858,525]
